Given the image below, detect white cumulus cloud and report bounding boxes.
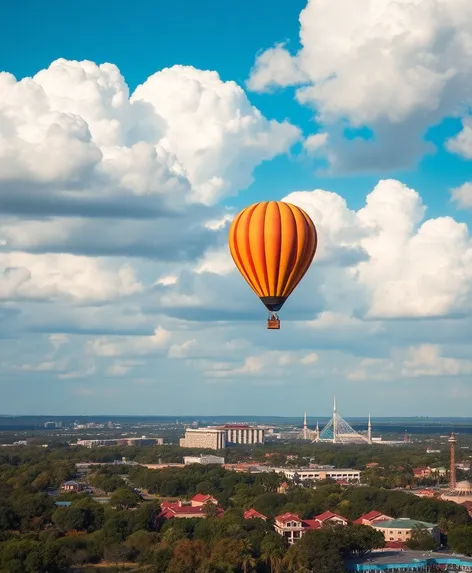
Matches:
[247,0,472,170]
[0,252,142,302]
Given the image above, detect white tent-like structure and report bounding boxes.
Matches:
[318,398,369,444]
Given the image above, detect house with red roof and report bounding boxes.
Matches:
[413,467,432,479]
[353,511,392,526]
[274,513,306,544]
[274,511,348,544]
[313,511,348,526]
[159,496,223,520]
[243,508,267,521]
[414,489,436,498]
[191,494,218,507]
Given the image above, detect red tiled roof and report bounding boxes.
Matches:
[314,511,347,523]
[416,489,435,497]
[275,512,302,524]
[244,508,266,520]
[192,494,214,503]
[364,510,385,520]
[353,511,392,525]
[159,500,224,519]
[353,511,382,523]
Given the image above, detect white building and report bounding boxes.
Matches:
[180,425,265,449]
[274,511,348,545]
[211,425,265,445]
[180,428,226,450]
[184,455,225,465]
[270,467,361,482]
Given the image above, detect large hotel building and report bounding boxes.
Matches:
[180,424,266,450]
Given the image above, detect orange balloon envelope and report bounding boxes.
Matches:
[228,201,318,329]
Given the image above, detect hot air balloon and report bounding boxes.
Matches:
[228,201,317,330]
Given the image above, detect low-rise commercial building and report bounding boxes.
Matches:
[184,454,225,465]
[372,518,440,544]
[76,437,163,448]
[270,467,361,483]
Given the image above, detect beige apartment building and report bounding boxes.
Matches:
[180,428,226,450]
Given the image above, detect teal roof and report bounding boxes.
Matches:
[347,557,472,571]
[374,518,436,529]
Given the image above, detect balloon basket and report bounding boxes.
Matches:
[267,318,280,330]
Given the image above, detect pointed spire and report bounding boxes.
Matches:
[333,396,337,414]
[367,413,372,444]
[303,412,308,440]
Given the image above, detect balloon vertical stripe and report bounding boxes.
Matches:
[265,201,282,295]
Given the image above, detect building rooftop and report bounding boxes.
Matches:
[185,428,225,433]
[373,518,436,529]
[346,550,472,571]
[243,508,266,520]
[353,511,391,524]
[192,493,216,503]
[270,466,360,472]
[315,511,346,522]
[275,512,302,524]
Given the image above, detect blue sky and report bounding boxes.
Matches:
[1,0,472,417]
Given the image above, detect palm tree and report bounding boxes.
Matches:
[282,546,302,573]
[260,536,285,573]
[241,551,256,573]
[240,539,256,573]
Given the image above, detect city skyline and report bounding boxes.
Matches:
[1,0,472,416]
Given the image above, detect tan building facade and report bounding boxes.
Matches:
[372,519,440,544]
[180,428,226,450]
